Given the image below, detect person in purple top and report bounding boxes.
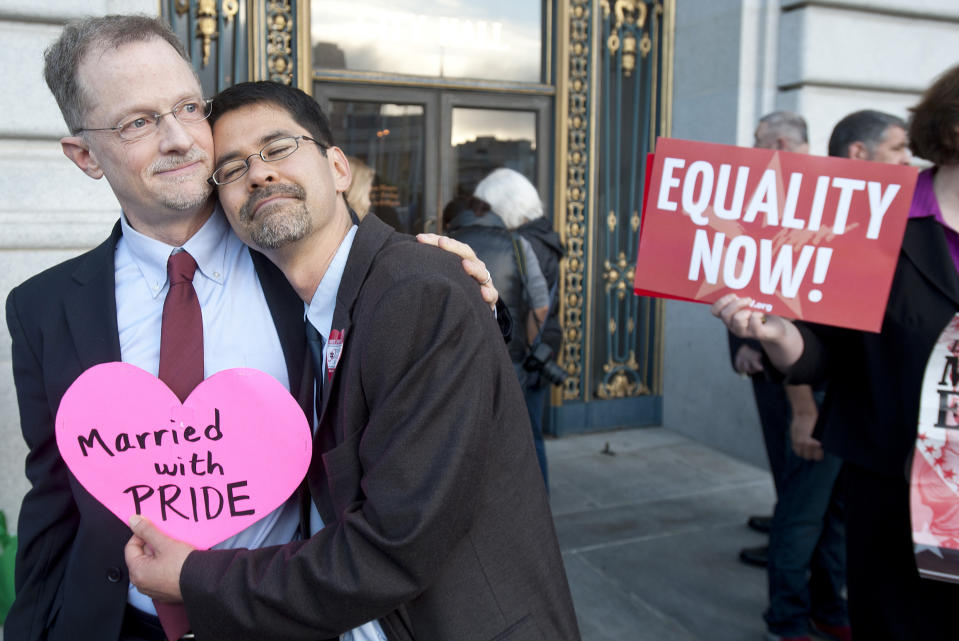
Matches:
[714,64,959,640]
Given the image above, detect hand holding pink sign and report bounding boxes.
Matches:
[55,363,311,550]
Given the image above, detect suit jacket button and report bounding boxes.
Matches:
[106,566,123,583]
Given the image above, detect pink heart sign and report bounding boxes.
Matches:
[55,362,312,550]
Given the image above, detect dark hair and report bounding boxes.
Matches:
[443,195,490,219]
[211,81,335,149]
[828,110,907,158]
[442,195,491,232]
[44,15,192,134]
[909,64,959,165]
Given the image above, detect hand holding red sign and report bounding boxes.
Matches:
[55,363,311,550]
[634,138,919,332]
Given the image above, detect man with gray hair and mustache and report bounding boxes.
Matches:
[828,109,911,165]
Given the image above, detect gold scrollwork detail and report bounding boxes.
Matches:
[603,252,634,297]
[607,210,617,231]
[196,0,218,67]
[266,0,295,84]
[615,0,648,30]
[605,1,650,77]
[561,0,591,400]
[622,32,636,76]
[598,352,648,399]
[222,0,239,23]
[596,368,650,399]
[175,0,190,17]
[640,32,652,58]
[607,33,620,54]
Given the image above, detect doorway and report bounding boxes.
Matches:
[313,83,551,234]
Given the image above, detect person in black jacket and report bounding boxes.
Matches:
[445,191,552,488]
[476,169,566,480]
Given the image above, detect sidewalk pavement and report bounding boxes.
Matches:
[548,427,775,641]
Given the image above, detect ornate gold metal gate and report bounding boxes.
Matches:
[163,0,675,435]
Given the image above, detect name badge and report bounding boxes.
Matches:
[327,329,344,381]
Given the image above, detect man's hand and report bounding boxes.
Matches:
[733,344,764,376]
[417,233,498,310]
[790,412,824,460]
[124,515,194,603]
[786,384,823,461]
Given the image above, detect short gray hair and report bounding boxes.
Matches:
[473,168,543,229]
[756,111,808,149]
[827,110,907,158]
[44,14,192,134]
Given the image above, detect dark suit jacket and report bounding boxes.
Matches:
[4,221,305,641]
[181,215,581,641]
[787,216,959,478]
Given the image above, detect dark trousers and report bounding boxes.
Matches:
[764,446,847,636]
[515,364,549,491]
[845,462,959,640]
[751,377,789,494]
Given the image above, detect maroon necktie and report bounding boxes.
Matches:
[154,250,202,639]
[159,251,204,402]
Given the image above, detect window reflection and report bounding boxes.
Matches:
[452,107,536,198]
[312,0,542,83]
[328,101,426,233]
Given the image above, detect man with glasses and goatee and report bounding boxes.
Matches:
[124,79,580,641]
[5,15,499,641]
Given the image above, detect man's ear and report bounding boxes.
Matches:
[328,146,353,193]
[60,135,104,179]
[847,141,870,161]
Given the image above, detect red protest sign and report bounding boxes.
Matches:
[633,137,918,332]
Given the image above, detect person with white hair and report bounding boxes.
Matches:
[473,168,566,489]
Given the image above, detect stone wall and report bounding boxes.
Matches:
[0,0,154,533]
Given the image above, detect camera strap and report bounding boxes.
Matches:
[513,232,560,352]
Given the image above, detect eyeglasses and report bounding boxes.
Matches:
[208,135,326,186]
[75,97,213,141]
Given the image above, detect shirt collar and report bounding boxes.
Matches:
[305,225,358,339]
[909,167,942,222]
[119,203,231,298]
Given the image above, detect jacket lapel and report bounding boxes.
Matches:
[250,248,307,401]
[307,216,393,526]
[315,215,393,423]
[901,216,959,308]
[64,222,123,368]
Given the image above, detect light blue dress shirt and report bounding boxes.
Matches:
[305,225,386,641]
[115,207,301,614]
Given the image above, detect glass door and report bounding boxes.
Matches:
[314,83,550,233]
[315,85,439,234]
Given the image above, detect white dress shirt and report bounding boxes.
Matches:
[305,225,386,641]
[115,207,301,614]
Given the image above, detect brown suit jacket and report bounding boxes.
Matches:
[181,215,580,641]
